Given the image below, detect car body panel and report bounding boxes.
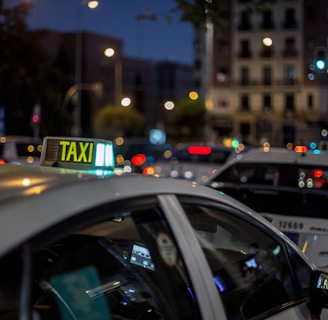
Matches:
[0,164,277,258]
[0,161,327,320]
[205,147,328,268]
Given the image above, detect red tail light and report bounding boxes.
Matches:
[294,145,307,153]
[314,169,323,178]
[143,166,155,175]
[131,154,146,166]
[188,146,212,155]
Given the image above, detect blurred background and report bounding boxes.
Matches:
[1,0,328,151]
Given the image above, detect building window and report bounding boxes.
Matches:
[238,10,252,30]
[308,94,313,110]
[283,125,295,144]
[263,94,272,113]
[260,9,274,29]
[285,94,295,112]
[217,39,229,54]
[240,94,249,112]
[283,8,298,29]
[306,5,315,21]
[240,122,250,142]
[284,65,295,85]
[306,36,314,51]
[263,66,272,85]
[241,67,250,85]
[239,40,251,58]
[283,38,297,57]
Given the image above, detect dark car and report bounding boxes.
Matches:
[152,143,248,183]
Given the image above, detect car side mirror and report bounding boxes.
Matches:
[308,269,328,318]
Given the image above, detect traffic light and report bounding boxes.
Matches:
[31,104,41,125]
[32,114,40,124]
[314,47,327,71]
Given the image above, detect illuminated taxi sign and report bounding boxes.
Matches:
[40,136,114,170]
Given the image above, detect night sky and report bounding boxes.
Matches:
[4,0,194,65]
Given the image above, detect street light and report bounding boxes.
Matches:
[104,47,122,107]
[62,82,103,110]
[74,0,99,136]
[164,100,175,111]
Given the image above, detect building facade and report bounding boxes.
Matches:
[37,29,193,138]
[204,0,328,146]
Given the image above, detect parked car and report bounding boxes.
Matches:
[204,145,328,268]
[0,136,328,320]
[0,135,42,165]
[152,143,248,183]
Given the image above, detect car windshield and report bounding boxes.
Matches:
[215,163,328,189]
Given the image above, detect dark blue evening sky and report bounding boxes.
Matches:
[4,0,194,65]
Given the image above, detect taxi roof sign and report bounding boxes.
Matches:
[40,136,115,171]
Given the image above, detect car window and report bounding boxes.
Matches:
[215,163,328,189]
[0,203,201,320]
[181,202,311,319]
[216,163,280,186]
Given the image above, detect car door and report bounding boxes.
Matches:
[175,195,316,320]
[0,195,223,320]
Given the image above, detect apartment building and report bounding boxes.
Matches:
[37,29,193,137]
[204,0,328,146]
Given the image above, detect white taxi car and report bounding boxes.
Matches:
[205,146,328,269]
[1,137,328,320]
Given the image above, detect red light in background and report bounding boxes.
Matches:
[32,114,40,124]
[294,145,307,153]
[0,159,6,164]
[188,146,212,155]
[314,169,323,178]
[131,154,146,166]
[143,166,155,175]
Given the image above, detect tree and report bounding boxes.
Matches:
[37,43,75,137]
[173,0,230,30]
[0,1,46,135]
[173,0,277,29]
[166,96,206,142]
[93,106,145,140]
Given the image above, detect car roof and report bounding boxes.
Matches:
[0,164,279,257]
[230,147,328,165]
[205,147,328,182]
[0,135,42,142]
